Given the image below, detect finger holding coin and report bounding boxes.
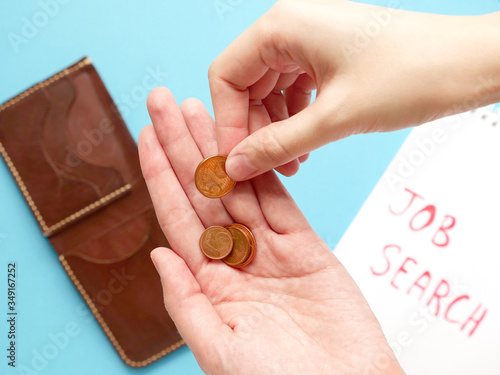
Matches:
[147,88,232,228]
[195,155,236,198]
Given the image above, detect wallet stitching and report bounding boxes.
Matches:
[43,184,132,236]
[59,255,185,367]
[0,141,131,236]
[0,141,46,229]
[0,58,92,113]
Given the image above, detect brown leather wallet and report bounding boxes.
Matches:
[0,57,184,367]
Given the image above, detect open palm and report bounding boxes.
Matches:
[138,88,403,375]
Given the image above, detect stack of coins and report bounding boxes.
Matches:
[199,224,256,268]
[195,155,256,267]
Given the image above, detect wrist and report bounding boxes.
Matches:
[435,12,500,115]
[477,12,500,103]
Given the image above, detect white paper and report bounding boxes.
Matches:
[335,107,500,375]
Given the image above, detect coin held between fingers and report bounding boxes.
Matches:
[195,155,236,198]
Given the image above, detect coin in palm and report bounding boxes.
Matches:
[199,226,234,259]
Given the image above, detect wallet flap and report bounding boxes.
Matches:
[58,214,184,366]
[0,58,132,237]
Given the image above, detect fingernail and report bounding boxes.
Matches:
[150,250,159,271]
[226,154,259,181]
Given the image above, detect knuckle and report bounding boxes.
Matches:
[254,127,293,165]
[208,61,218,82]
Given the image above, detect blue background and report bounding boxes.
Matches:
[0,1,499,374]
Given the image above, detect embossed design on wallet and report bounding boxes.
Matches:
[0,57,131,237]
[59,254,185,367]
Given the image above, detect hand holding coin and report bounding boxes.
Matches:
[140,88,403,375]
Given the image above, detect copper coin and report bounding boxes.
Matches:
[195,155,236,198]
[222,225,251,266]
[199,226,234,260]
[222,223,256,267]
[229,224,256,268]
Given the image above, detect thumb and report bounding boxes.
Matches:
[225,96,337,181]
[150,247,227,368]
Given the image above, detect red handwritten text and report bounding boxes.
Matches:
[389,188,456,247]
[370,244,487,336]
